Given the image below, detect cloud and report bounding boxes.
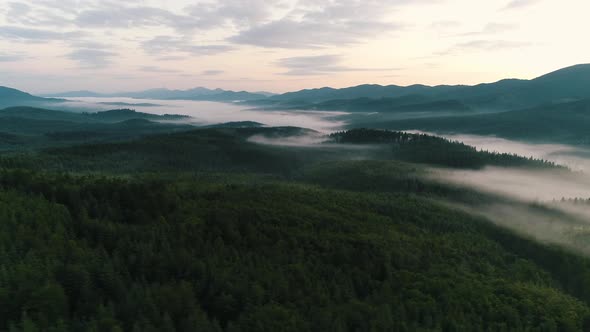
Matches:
[456,40,530,50]
[1,1,110,27]
[0,52,27,62]
[67,48,116,68]
[0,25,84,42]
[231,20,400,49]
[186,0,290,29]
[503,0,540,10]
[460,23,517,36]
[70,0,288,32]
[202,70,225,76]
[430,21,461,30]
[141,36,233,56]
[6,2,30,17]
[229,0,405,48]
[139,66,180,73]
[277,54,397,76]
[157,56,187,61]
[437,39,531,56]
[75,6,198,30]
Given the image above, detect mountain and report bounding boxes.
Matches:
[302,96,471,113]
[253,91,276,97]
[0,106,193,151]
[0,106,188,123]
[45,87,269,102]
[41,64,590,110]
[269,84,454,103]
[267,64,590,111]
[204,121,265,128]
[0,86,63,108]
[3,124,590,330]
[509,64,590,105]
[43,90,104,98]
[360,98,590,145]
[0,86,43,100]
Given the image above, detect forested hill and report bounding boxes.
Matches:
[329,128,562,169]
[0,117,588,331]
[0,107,193,151]
[0,86,63,108]
[0,107,189,123]
[2,151,590,330]
[0,127,564,173]
[356,98,590,145]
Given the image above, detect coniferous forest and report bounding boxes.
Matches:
[1,109,590,331]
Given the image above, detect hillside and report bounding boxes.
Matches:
[0,107,193,150]
[293,96,472,113]
[358,98,590,145]
[1,126,590,330]
[1,126,562,175]
[0,86,63,108]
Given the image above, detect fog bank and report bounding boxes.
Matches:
[412,131,590,171]
[50,97,347,133]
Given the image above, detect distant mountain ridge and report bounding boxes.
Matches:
[0,86,45,101]
[361,98,590,145]
[0,86,65,109]
[7,63,590,113]
[44,87,270,102]
[266,64,590,110]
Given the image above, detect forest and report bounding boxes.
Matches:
[1,109,590,331]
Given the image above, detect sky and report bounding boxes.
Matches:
[0,0,589,94]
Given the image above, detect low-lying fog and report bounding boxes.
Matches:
[51,97,347,133]
[419,131,590,203]
[412,131,590,172]
[417,132,590,254]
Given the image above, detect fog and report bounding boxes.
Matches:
[436,167,589,202]
[424,132,590,255]
[412,131,590,172]
[425,132,590,202]
[428,165,590,255]
[50,97,347,133]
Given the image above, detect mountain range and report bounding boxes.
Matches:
[42,87,272,101]
[0,86,64,109]
[364,98,590,145]
[263,64,590,111]
[4,63,590,113]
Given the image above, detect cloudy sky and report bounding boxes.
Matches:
[0,0,588,93]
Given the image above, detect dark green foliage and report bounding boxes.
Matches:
[330,129,562,169]
[254,96,472,115]
[8,129,309,174]
[0,127,563,177]
[302,160,495,205]
[357,98,590,145]
[0,107,193,151]
[86,109,189,122]
[0,107,187,123]
[0,116,588,331]
[2,169,590,331]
